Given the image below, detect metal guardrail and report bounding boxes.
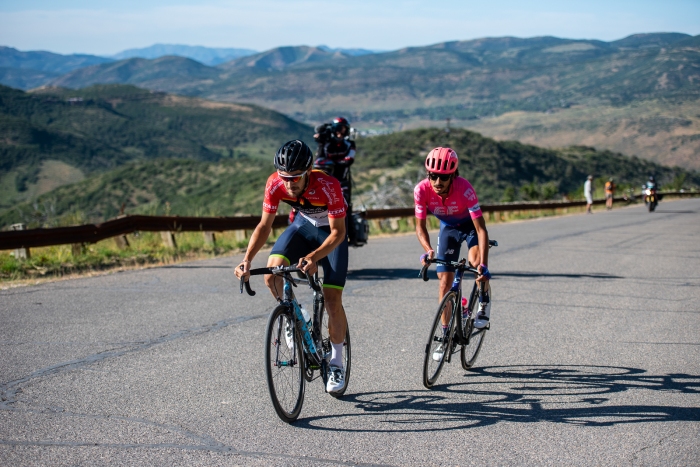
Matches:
[0,191,697,251]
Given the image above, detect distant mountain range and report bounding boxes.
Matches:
[0,46,113,89]
[0,43,381,86]
[110,44,257,66]
[1,34,699,169]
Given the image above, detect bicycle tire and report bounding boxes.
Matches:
[461,285,488,370]
[423,291,457,389]
[319,304,352,397]
[264,305,305,423]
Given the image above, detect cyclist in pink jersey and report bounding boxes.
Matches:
[414,147,491,335]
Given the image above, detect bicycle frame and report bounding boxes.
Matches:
[242,266,325,367]
[419,254,492,358]
[282,279,323,364]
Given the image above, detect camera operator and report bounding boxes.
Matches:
[313,117,356,208]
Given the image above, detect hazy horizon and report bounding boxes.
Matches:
[1,0,698,55]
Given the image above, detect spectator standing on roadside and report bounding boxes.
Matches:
[605,178,615,210]
[584,175,593,214]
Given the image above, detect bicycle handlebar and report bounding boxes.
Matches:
[239,263,321,296]
[419,258,481,282]
[419,239,498,281]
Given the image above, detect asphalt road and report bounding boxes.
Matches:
[2,199,699,466]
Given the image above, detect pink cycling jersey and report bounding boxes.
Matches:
[414,176,483,226]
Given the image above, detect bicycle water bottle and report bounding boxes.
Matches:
[299,305,312,328]
[462,297,469,318]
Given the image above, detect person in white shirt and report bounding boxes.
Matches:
[584,175,593,214]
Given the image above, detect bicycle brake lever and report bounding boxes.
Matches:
[306,272,321,292]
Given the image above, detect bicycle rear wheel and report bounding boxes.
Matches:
[461,286,488,370]
[423,291,457,389]
[319,304,351,397]
[265,305,305,423]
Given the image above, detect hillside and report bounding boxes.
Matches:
[0,84,312,213]
[2,128,697,229]
[352,128,699,205]
[41,33,700,168]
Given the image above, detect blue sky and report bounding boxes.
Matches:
[1,0,698,55]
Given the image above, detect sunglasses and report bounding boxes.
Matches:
[428,172,452,182]
[278,171,306,183]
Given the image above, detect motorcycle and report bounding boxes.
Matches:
[643,186,658,212]
[313,158,369,247]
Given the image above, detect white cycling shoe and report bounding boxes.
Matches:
[326,365,346,393]
[432,343,445,362]
[474,300,491,329]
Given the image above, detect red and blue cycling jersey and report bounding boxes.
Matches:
[263,170,347,227]
[414,176,483,226]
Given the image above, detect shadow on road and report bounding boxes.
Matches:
[296,365,700,432]
[348,268,435,280]
[347,269,622,281]
[497,272,623,279]
[159,265,231,269]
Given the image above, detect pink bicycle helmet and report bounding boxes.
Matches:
[425,147,458,174]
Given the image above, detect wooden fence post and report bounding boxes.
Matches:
[235,230,246,243]
[114,235,130,249]
[10,224,30,259]
[203,231,216,245]
[71,243,85,257]
[114,214,130,249]
[161,231,177,249]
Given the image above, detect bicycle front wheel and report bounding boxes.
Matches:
[319,305,351,397]
[423,291,457,389]
[265,305,305,423]
[461,286,489,370]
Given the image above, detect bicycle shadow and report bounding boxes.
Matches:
[347,268,436,281]
[295,365,700,432]
[347,269,621,281]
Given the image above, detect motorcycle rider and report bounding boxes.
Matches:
[645,175,657,191]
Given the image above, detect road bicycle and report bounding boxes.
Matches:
[240,264,351,423]
[419,240,497,389]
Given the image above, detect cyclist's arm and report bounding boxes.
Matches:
[234,210,276,279]
[299,215,346,273]
[416,217,435,263]
[473,216,489,282]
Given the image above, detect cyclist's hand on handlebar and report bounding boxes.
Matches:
[298,256,318,275]
[476,264,491,283]
[234,259,251,281]
[420,249,435,266]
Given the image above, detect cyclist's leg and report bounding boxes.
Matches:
[436,222,465,325]
[266,216,313,300]
[316,228,348,347]
[466,229,488,295]
[466,230,491,327]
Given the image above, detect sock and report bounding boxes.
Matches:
[330,341,344,368]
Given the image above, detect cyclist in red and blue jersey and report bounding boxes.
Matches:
[414,147,492,336]
[234,140,349,394]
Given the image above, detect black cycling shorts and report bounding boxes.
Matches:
[270,215,348,289]
[436,221,479,273]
